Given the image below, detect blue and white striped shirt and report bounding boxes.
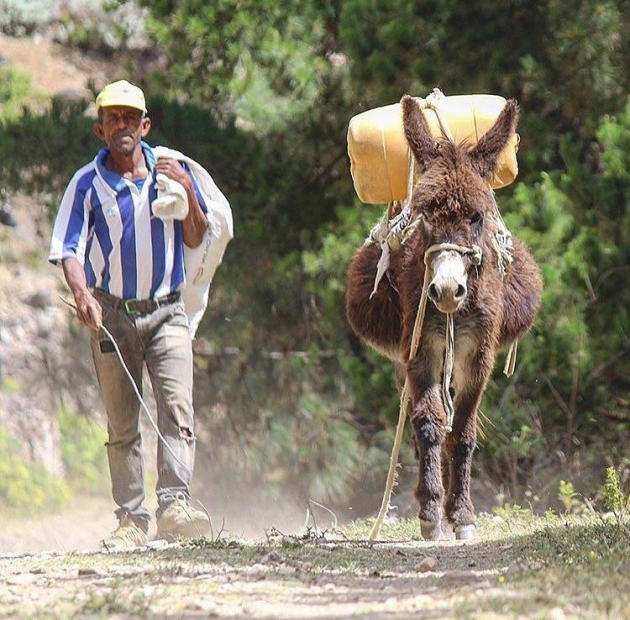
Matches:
[49,142,208,301]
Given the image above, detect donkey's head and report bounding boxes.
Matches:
[401,94,518,313]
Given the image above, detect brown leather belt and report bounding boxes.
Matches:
[94,289,181,315]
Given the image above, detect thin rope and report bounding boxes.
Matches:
[59,296,188,468]
[368,378,411,541]
[443,313,455,432]
[415,88,455,142]
[504,339,518,377]
[406,148,416,199]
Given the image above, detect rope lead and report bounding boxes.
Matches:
[59,296,188,469]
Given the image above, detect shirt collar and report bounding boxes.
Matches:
[95,141,156,191]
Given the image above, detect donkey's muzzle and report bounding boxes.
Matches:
[427,250,468,313]
[427,280,467,313]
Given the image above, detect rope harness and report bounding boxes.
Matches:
[368,89,518,540]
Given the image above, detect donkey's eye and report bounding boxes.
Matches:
[470,212,483,225]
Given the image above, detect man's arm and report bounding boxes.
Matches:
[155,157,208,248]
[62,257,102,330]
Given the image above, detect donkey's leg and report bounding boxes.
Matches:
[444,345,495,539]
[407,354,446,540]
[443,402,478,540]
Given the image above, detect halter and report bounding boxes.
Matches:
[409,242,483,434]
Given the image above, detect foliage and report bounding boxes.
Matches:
[339,0,629,176]
[0,404,109,511]
[603,466,630,520]
[557,479,590,515]
[0,374,22,394]
[56,2,150,53]
[0,0,150,51]
[518,518,630,568]
[0,66,32,121]
[128,0,344,130]
[58,405,109,496]
[0,0,52,34]
[0,426,70,513]
[0,97,98,200]
[477,97,630,499]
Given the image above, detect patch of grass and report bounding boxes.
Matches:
[515,517,630,568]
[341,517,424,541]
[0,374,22,394]
[343,506,551,543]
[80,577,151,617]
[459,513,630,619]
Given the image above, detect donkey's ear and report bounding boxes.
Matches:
[401,95,439,172]
[469,99,519,180]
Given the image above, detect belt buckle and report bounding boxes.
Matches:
[124,298,139,314]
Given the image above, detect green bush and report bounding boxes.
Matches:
[603,466,629,520]
[0,0,150,51]
[0,65,31,121]
[0,405,109,513]
[0,426,70,513]
[58,405,109,496]
[0,0,52,34]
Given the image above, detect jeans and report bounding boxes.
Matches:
[90,289,196,531]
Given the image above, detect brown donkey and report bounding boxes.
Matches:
[346,95,543,540]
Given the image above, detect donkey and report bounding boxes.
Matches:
[346,95,543,540]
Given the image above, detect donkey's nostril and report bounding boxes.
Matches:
[428,283,438,302]
[455,284,467,299]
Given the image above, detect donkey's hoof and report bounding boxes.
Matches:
[420,520,443,541]
[454,524,477,540]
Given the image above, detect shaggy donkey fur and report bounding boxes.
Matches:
[346,95,543,539]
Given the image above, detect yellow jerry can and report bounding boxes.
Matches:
[347,94,519,204]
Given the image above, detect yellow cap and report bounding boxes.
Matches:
[95,80,147,113]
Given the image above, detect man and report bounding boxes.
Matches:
[50,80,215,549]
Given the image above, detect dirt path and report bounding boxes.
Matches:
[0,497,115,554]
[0,525,521,620]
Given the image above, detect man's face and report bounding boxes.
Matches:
[94,105,151,155]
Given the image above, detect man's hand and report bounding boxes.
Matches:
[156,157,191,189]
[62,257,102,331]
[156,157,208,248]
[74,289,103,331]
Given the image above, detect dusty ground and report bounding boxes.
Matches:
[0,518,561,620]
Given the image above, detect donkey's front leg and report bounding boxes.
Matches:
[444,348,494,540]
[408,356,447,540]
[443,402,478,540]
